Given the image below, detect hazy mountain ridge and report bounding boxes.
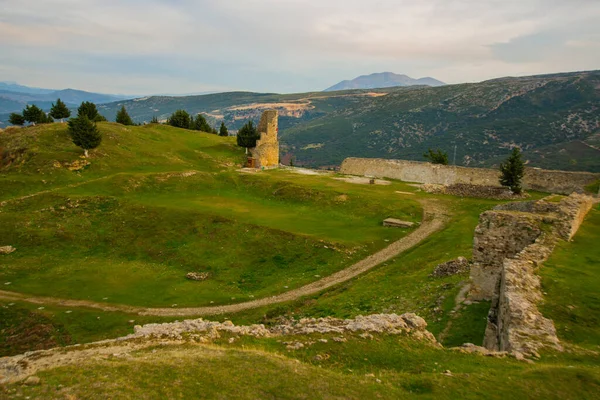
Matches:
[324,72,446,92]
[0,82,134,113]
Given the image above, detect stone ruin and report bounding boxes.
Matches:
[249,110,279,168]
[469,193,594,356]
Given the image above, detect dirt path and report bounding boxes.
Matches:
[0,198,449,317]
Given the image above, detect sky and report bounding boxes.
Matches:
[0,0,599,95]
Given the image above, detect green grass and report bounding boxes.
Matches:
[0,123,420,307]
[5,336,600,399]
[540,206,600,350]
[2,122,600,398]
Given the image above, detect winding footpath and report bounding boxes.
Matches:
[0,195,448,317]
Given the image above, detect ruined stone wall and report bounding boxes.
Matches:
[251,110,279,168]
[470,194,595,355]
[470,211,544,301]
[340,157,600,195]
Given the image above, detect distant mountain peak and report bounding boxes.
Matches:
[324,72,445,92]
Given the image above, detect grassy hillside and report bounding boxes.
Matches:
[2,123,600,398]
[0,123,420,308]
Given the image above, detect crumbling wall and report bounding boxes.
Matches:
[251,110,279,168]
[470,211,544,301]
[340,157,600,195]
[469,193,595,355]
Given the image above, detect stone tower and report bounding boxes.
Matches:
[251,110,279,168]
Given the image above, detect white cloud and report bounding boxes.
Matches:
[0,0,598,93]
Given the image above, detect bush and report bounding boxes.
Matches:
[423,148,449,165]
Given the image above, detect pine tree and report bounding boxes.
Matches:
[192,114,212,132]
[77,101,99,120]
[499,147,525,194]
[167,110,191,129]
[150,116,159,124]
[8,113,25,126]
[50,98,71,122]
[67,115,102,157]
[115,105,134,125]
[22,104,46,125]
[236,121,260,154]
[219,122,228,137]
[423,148,449,165]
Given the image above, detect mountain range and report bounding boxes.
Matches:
[324,72,445,91]
[0,82,133,113]
[2,71,598,172]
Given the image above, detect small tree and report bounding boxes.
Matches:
[77,101,100,120]
[50,98,71,122]
[236,121,260,154]
[8,112,25,126]
[167,109,191,129]
[22,104,46,125]
[192,114,212,132]
[423,148,449,165]
[499,147,525,194]
[68,115,102,157]
[42,113,54,124]
[219,122,228,137]
[150,115,159,124]
[115,105,134,125]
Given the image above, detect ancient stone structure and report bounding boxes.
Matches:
[250,110,279,168]
[469,194,595,355]
[340,157,600,195]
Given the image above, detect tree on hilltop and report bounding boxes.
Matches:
[77,101,106,122]
[193,114,212,132]
[115,105,134,125]
[219,122,228,137]
[499,147,525,194]
[68,115,102,157]
[50,98,71,122]
[150,116,159,124]
[9,112,25,126]
[423,148,449,165]
[236,120,260,154]
[167,109,191,129]
[22,104,47,125]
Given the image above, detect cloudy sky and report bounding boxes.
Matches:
[1,0,599,95]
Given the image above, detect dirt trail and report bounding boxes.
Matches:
[0,199,449,317]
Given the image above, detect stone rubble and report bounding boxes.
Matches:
[431,256,471,277]
[129,313,437,343]
[185,272,210,281]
